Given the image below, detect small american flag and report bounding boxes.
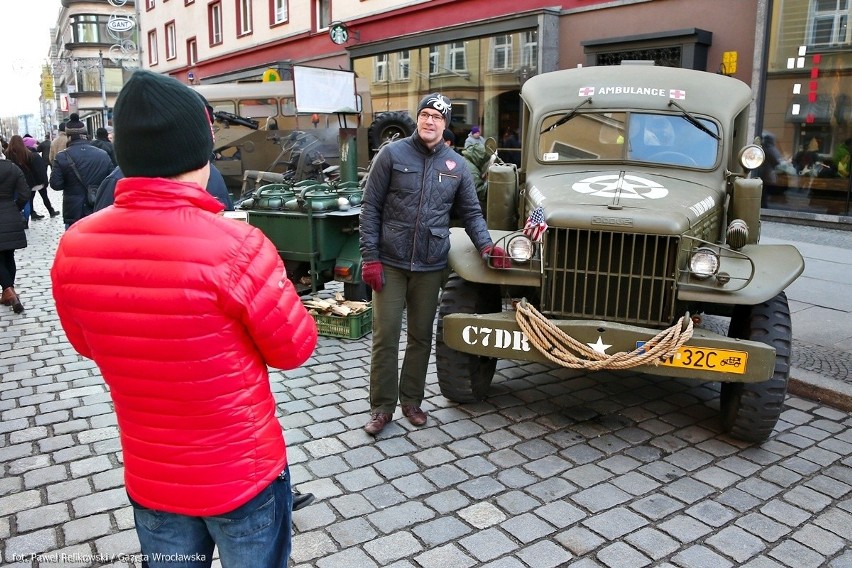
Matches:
[523,206,547,242]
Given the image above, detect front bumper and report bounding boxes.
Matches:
[441,311,776,383]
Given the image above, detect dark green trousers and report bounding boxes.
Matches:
[369,265,444,414]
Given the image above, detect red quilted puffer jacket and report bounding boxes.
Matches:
[51,177,317,516]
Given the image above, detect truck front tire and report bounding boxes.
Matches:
[436,274,501,402]
[720,292,792,442]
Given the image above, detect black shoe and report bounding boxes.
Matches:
[292,490,315,511]
[31,212,45,220]
[48,210,60,218]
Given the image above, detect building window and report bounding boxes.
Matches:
[398,50,410,80]
[209,1,223,46]
[272,0,288,24]
[521,30,538,68]
[809,0,850,46]
[187,37,197,65]
[185,0,194,4]
[374,54,388,83]
[448,42,467,72]
[147,0,155,10]
[316,0,330,31]
[491,35,512,71]
[165,21,177,60]
[237,0,252,36]
[148,30,158,65]
[428,46,440,75]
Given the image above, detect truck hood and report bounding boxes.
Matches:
[525,169,723,235]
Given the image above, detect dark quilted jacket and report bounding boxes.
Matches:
[50,139,113,226]
[360,133,492,272]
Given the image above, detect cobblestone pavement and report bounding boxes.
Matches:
[2,215,852,568]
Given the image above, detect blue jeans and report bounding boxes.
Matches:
[130,468,293,568]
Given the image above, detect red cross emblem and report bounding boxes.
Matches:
[579,86,595,96]
[669,89,686,100]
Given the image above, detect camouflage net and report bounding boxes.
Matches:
[514,299,694,371]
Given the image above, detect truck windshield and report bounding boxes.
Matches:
[538,111,719,168]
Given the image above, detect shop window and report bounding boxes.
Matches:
[491,35,513,71]
[582,29,711,70]
[809,0,850,46]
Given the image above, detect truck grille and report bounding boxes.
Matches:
[541,229,680,327]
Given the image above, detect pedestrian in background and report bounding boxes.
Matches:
[22,135,59,219]
[442,128,455,148]
[0,148,28,314]
[4,135,52,225]
[464,125,485,149]
[49,113,112,228]
[90,126,117,168]
[49,122,67,164]
[51,70,318,568]
[461,141,490,212]
[359,93,510,436]
[37,134,51,165]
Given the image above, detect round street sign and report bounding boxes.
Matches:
[329,22,349,45]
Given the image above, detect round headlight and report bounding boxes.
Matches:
[689,247,720,279]
[739,144,765,170]
[507,235,534,262]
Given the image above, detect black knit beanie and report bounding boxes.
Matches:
[417,93,452,122]
[113,70,213,178]
[65,113,87,139]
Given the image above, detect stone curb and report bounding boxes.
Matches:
[789,366,852,412]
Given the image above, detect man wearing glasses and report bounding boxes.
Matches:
[359,93,509,435]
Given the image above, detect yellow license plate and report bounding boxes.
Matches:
[637,343,748,374]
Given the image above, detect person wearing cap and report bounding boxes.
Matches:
[90,126,116,168]
[464,125,485,149]
[442,128,456,148]
[50,70,318,567]
[359,92,510,436]
[49,113,113,228]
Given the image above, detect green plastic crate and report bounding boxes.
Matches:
[313,307,372,340]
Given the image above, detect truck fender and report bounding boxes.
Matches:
[447,228,540,287]
[678,244,804,305]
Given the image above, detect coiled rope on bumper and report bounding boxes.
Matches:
[514,299,694,371]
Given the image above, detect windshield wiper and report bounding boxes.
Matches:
[668,99,720,140]
[540,97,593,135]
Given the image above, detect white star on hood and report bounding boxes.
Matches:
[587,336,612,354]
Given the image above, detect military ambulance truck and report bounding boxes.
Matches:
[438,63,804,442]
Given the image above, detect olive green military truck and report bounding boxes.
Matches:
[437,64,804,442]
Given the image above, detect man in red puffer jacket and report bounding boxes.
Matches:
[51,70,317,568]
